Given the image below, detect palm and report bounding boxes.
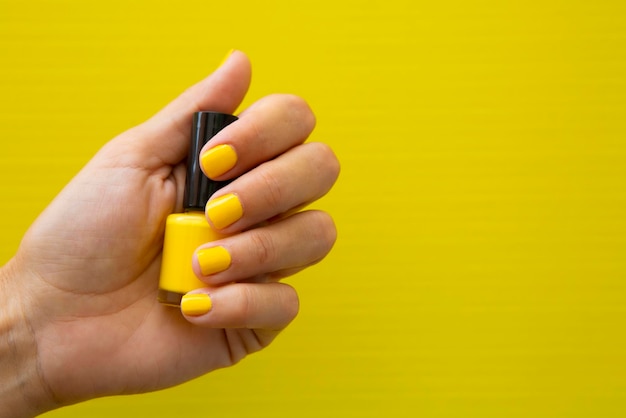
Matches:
[19,154,246,401]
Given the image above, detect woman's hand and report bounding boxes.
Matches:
[0,51,339,416]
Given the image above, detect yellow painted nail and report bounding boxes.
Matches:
[181,293,212,316]
[219,48,236,67]
[200,144,237,179]
[197,246,231,276]
[206,193,243,229]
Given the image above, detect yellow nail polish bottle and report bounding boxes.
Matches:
[158,112,238,306]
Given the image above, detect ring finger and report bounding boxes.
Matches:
[192,210,337,286]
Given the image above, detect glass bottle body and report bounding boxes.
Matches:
[158,211,226,306]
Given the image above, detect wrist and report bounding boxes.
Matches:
[0,259,57,417]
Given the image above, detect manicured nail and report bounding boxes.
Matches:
[219,49,236,67]
[206,193,243,229]
[200,144,237,179]
[197,246,231,276]
[181,293,212,316]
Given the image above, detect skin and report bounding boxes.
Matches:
[0,51,339,417]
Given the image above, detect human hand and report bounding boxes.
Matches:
[0,51,339,416]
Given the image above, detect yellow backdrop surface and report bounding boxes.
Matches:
[1,0,626,417]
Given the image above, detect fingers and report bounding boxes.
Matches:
[192,210,337,285]
[181,213,334,331]
[198,94,316,180]
[204,141,340,233]
[112,50,252,169]
[180,282,299,331]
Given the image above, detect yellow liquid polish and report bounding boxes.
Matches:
[158,111,238,306]
[158,212,227,306]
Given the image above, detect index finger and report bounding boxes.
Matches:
[198,94,316,180]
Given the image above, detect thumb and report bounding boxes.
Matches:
[114,50,251,168]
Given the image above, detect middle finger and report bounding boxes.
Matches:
[204,141,340,233]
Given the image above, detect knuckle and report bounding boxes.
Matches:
[306,210,338,254]
[282,284,300,322]
[280,94,317,133]
[307,142,341,182]
[239,285,256,328]
[250,230,279,266]
[258,167,285,209]
[319,212,339,251]
[227,285,258,329]
[241,113,266,145]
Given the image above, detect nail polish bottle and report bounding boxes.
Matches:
[158,111,238,306]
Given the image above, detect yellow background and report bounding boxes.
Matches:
[2,0,626,416]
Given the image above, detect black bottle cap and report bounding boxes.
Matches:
[183,111,238,211]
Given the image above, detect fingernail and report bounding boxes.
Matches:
[200,144,237,179]
[181,293,212,316]
[206,193,243,229]
[197,246,232,276]
[219,48,236,67]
